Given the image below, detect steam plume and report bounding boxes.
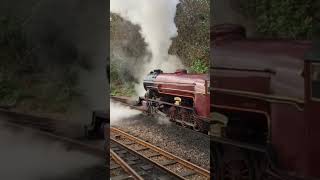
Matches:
[111,0,184,96]
[0,124,101,180]
[110,99,141,125]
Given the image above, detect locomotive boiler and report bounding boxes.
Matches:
[139,69,211,133]
[210,24,320,180]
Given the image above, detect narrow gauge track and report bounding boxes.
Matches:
[111,127,210,180]
[111,139,181,180]
[110,149,144,180]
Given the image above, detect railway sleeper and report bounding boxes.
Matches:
[135,147,149,152]
[180,171,197,177]
[160,160,178,166]
[111,175,135,180]
[110,164,121,170]
[125,142,136,146]
[147,153,161,158]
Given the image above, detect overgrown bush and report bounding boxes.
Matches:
[171,0,210,65]
[0,80,21,107]
[190,58,208,73]
[0,15,82,112]
[240,0,313,39]
[110,60,136,96]
[0,16,38,74]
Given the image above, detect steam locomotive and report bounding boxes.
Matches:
[138,69,211,133]
[210,24,320,180]
[84,110,108,139]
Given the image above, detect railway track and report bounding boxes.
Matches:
[110,149,144,180]
[110,127,210,180]
[110,139,182,180]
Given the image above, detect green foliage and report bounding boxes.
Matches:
[0,80,21,107]
[0,15,39,76]
[110,61,136,96]
[241,0,313,39]
[190,58,208,73]
[171,0,210,65]
[110,61,120,82]
[0,15,80,113]
[111,83,136,97]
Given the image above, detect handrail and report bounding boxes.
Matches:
[211,66,276,74]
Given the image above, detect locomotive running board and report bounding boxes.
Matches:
[140,97,212,123]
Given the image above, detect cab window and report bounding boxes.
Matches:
[311,63,320,99]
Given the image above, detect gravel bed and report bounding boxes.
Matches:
[112,114,210,170]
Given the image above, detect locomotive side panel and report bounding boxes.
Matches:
[212,92,270,145]
[194,94,210,117]
[270,103,307,174]
[212,41,309,100]
[213,70,271,94]
[142,69,211,132]
[305,61,320,177]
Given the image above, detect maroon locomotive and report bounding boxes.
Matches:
[210,24,320,180]
[139,69,211,132]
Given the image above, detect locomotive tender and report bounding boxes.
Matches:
[139,69,211,132]
[210,24,320,180]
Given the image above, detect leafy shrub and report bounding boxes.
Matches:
[241,0,313,39]
[0,80,21,107]
[190,58,208,73]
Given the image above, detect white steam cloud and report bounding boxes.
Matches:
[110,99,172,125]
[0,125,101,180]
[111,0,184,96]
[110,100,141,125]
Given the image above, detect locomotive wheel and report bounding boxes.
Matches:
[168,106,176,122]
[253,153,282,180]
[181,121,188,128]
[192,116,203,132]
[213,144,255,180]
[180,109,190,128]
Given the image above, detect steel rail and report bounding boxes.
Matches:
[110,149,144,180]
[111,139,182,180]
[111,127,210,179]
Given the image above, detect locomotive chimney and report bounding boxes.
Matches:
[152,69,163,74]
